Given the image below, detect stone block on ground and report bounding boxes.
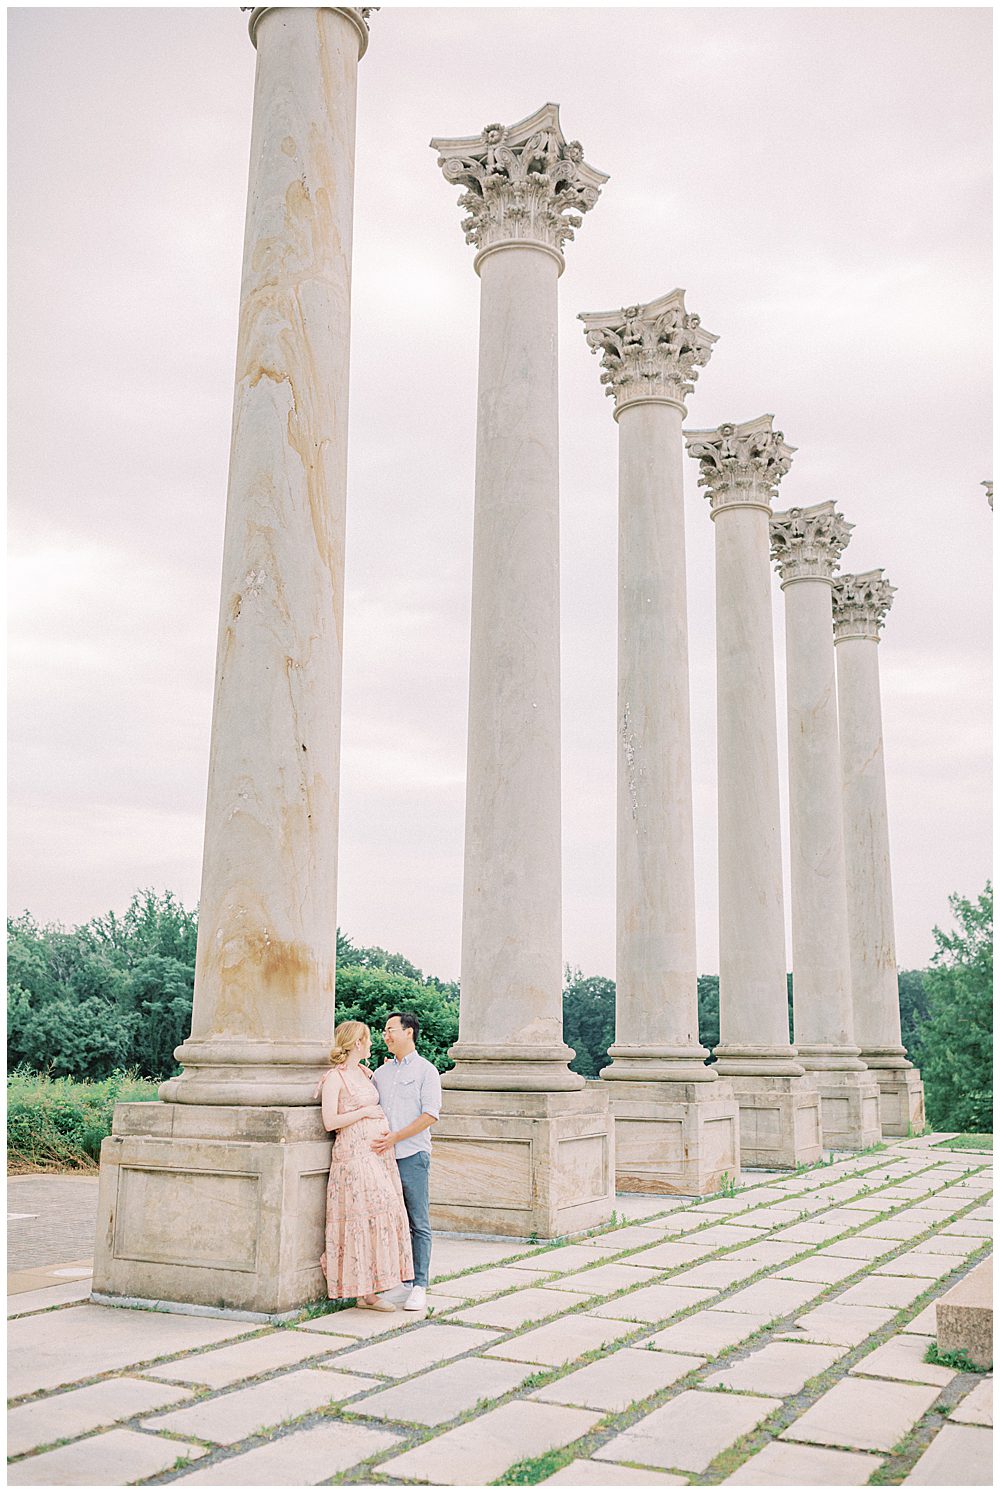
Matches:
[142,1328,331,1387]
[540,1459,685,1484]
[352,1354,534,1426]
[530,1346,703,1411]
[902,1423,992,1485]
[593,1387,781,1474]
[782,1302,895,1346]
[936,1257,992,1368]
[850,1333,956,1386]
[949,1378,992,1426]
[8,1429,206,1486]
[143,1366,378,1445]
[170,1421,400,1484]
[329,1322,498,1378]
[722,1441,882,1484]
[647,1309,770,1356]
[6,1377,197,1459]
[779,1376,940,1452]
[704,1338,844,1394]
[449,1286,590,1330]
[378,1400,601,1485]
[590,1281,716,1322]
[483,1312,632,1366]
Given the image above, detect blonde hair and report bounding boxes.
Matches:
[329,1020,369,1067]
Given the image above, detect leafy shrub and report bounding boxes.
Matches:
[7,1068,159,1170]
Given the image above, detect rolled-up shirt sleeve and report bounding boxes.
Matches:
[420,1060,442,1119]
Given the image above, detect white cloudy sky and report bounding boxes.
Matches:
[8,4,992,981]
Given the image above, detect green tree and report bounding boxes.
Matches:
[562,968,615,1077]
[913,882,992,1133]
[332,966,459,1072]
[897,968,930,1057]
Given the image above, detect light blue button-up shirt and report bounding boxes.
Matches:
[371,1052,442,1158]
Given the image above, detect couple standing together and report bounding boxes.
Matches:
[317,1011,441,1312]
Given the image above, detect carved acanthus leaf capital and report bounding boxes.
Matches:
[983,480,993,510]
[246,8,374,57]
[833,569,896,642]
[770,501,853,585]
[578,290,718,415]
[430,103,608,264]
[684,415,795,516]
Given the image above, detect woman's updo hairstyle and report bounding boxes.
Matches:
[329,1020,369,1067]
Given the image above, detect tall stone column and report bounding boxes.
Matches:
[427,105,613,1237]
[770,503,881,1149]
[92,7,371,1316]
[577,293,740,1193]
[684,418,822,1168]
[834,571,925,1134]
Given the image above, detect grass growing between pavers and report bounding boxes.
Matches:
[925,1340,993,1374]
[933,1134,993,1152]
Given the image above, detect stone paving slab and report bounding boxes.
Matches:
[7,1375,197,1458]
[731,1206,803,1229]
[836,1273,928,1309]
[170,1420,401,1484]
[782,1302,896,1346]
[351,1354,534,1426]
[908,1232,982,1256]
[899,1303,938,1334]
[902,1422,992,1484]
[949,1377,992,1425]
[850,1332,956,1387]
[715,1277,823,1319]
[872,1250,965,1279]
[511,1244,628,1274]
[704,1338,845,1394]
[431,1265,556,1302]
[7,1303,253,1400]
[724,1239,804,1267]
[594,1387,781,1474]
[141,1328,333,1387]
[668,1259,759,1289]
[144,1367,379,1445]
[540,1458,686,1484]
[6,1281,94,1316]
[858,1212,945,1240]
[430,1238,526,1278]
[530,1346,703,1411]
[774,1219,856,1245]
[292,1308,416,1339]
[6,1175,101,1273]
[448,1285,590,1330]
[378,1399,601,1485]
[940,1218,993,1237]
[780,1375,940,1452]
[723,1441,883,1484]
[592,1281,716,1323]
[822,1235,896,1260]
[630,1239,718,1270]
[647,1309,771,1356]
[687,1223,763,1247]
[328,1321,498,1378]
[483,1312,632,1366]
[774,1253,862,1284]
[8,1427,206,1486]
[545,1261,662,1296]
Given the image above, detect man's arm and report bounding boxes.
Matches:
[371,1111,435,1155]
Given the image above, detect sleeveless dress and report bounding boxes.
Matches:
[318,1064,414,1299]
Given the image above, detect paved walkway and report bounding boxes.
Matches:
[8,1174,101,1277]
[6,1136,992,1485]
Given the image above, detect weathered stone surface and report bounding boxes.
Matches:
[723,1441,882,1484]
[910,1233,981,1256]
[143,1328,329,1387]
[531,1346,702,1411]
[379,1400,601,1485]
[542,1460,685,1485]
[630,1240,718,1269]
[690,1223,762,1248]
[353,1355,534,1426]
[171,1421,400,1485]
[595,1387,781,1473]
[724,1240,804,1267]
[330,1322,498,1378]
[718,1277,823,1318]
[514,1245,625,1274]
[449,1286,590,1330]
[936,1257,992,1367]
[668,1259,757,1289]
[783,1302,895,1346]
[7,1303,251,1400]
[850,1333,956,1386]
[7,1377,196,1458]
[775,1253,861,1284]
[836,1274,927,1309]
[822,1236,896,1260]
[858,1212,942,1240]
[873,1251,963,1279]
[705,1339,844,1394]
[9,1429,206,1486]
[546,1261,661,1295]
[780,1376,939,1451]
[903,1423,992,1485]
[592,1281,716,1322]
[949,1378,992,1426]
[429,1265,554,1301]
[774,1218,852,1245]
[647,1309,770,1355]
[484,1313,632,1366]
[7,1282,94,1316]
[144,1367,378,1445]
[901,1303,939,1334]
[431,1238,527,1278]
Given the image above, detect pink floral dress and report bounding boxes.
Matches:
[318,1064,413,1299]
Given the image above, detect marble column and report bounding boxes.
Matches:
[770,503,881,1149]
[684,418,822,1168]
[93,7,371,1316]
[834,570,925,1134]
[427,105,613,1236]
[577,293,740,1193]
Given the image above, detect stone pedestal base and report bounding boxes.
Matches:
[807,1070,882,1150]
[604,1078,741,1195]
[726,1074,823,1169]
[92,1102,330,1317]
[867,1065,926,1136]
[428,1086,613,1239]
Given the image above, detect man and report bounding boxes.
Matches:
[371,1011,441,1310]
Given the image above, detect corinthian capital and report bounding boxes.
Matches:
[770,501,853,586]
[685,415,795,516]
[430,103,608,268]
[578,290,718,417]
[833,569,896,642]
[246,8,374,56]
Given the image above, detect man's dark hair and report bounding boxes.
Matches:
[388,1010,420,1042]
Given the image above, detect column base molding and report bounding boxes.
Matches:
[866,1065,926,1136]
[806,1069,882,1150]
[440,1042,584,1092]
[859,1046,913,1070]
[727,1074,823,1169]
[160,1038,333,1106]
[604,1077,740,1195]
[92,1102,330,1316]
[714,1044,805,1079]
[796,1044,868,1073]
[600,1044,717,1083]
[428,1086,613,1239]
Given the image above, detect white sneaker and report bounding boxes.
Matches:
[403,1285,427,1311]
[380,1284,409,1305]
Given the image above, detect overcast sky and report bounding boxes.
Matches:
[8,4,992,982]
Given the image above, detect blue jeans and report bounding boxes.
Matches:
[396,1151,432,1288]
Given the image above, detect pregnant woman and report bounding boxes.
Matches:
[316,1020,413,1310]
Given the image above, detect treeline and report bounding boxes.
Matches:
[7,883,991,1131]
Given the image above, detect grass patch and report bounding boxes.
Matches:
[493,1447,575,1484]
[925,1340,992,1373]
[7,1067,159,1169]
[933,1134,993,1152]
